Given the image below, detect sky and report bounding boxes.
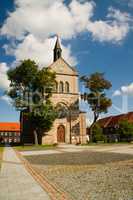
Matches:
[0,0,133,123]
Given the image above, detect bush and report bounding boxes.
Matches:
[92,123,105,143]
[118,120,133,142]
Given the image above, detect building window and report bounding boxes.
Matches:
[59,82,64,93]
[53,81,58,93]
[0,132,3,136]
[5,132,8,136]
[14,132,17,137]
[9,139,12,143]
[65,82,70,93]
[9,132,12,137]
[4,138,7,142]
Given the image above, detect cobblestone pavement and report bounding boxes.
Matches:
[25,151,133,200]
[0,147,51,200]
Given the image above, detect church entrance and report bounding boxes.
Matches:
[57,125,65,143]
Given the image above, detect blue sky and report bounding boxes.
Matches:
[0,0,133,123]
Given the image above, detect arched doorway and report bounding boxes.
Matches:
[57,125,65,143]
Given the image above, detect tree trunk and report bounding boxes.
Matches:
[33,130,38,145]
[89,113,99,142]
[38,133,42,145]
[89,124,94,142]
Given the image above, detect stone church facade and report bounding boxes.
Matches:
[42,37,87,145]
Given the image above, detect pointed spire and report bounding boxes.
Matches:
[54,35,61,50]
[53,35,62,62]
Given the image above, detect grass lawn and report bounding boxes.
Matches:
[14,144,58,151]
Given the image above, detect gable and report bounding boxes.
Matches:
[48,58,78,76]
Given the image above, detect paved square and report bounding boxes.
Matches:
[25,145,133,200]
[0,147,51,200]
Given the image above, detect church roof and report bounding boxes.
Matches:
[98,112,133,128]
[0,122,20,132]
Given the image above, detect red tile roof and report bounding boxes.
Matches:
[98,112,133,128]
[0,123,20,132]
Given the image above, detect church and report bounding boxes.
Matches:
[42,36,87,144]
[21,36,87,145]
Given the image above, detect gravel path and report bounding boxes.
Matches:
[25,151,133,200]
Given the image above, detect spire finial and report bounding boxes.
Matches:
[56,34,59,39]
[53,34,62,62]
[54,34,61,50]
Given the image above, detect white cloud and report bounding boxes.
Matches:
[113,90,121,96]
[0,95,12,105]
[87,7,131,43]
[1,0,94,40]
[87,21,128,43]
[0,63,10,90]
[113,83,133,96]
[107,7,132,23]
[0,0,133,69]
[5,35,77,67]
[1,0,94,66]
[1,0,131,44]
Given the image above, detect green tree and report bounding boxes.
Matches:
[92,123,105,143]
[7,59,38,109]
[7,59,38,86]
[7,60,56,109]
[33,67,56,98]
[7,59,57,144]
[119,120,133,142]
[30,101,57,145]
[81,72,112,141]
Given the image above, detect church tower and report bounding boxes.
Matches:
[53,36,62,62]
[41,36,87,145]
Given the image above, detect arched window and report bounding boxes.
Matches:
[53,81,58,93]
[65,82,70,93]
[59,82,64,93]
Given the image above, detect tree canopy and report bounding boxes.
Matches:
[7,59,57,144]
[81,72,112,141]
[7,59,38,87]
[7,59,56,110]
[81,72,112,124]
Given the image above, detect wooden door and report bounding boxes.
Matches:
[57,125,65,143]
